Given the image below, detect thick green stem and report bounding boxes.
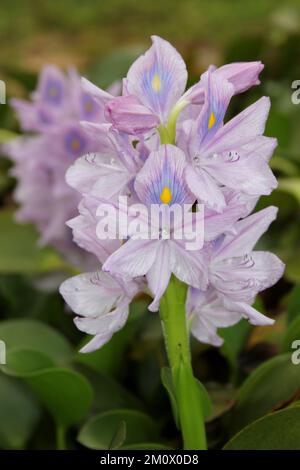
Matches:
[158,102,206,449]
[158,99,188,145]
[159,276,207,450]
[56,425,67,450]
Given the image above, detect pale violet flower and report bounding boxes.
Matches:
[187,207,285,346]
[5,66,115,267]
[104,36,264,134]
[60,270,142,352]
[57,36,284,351]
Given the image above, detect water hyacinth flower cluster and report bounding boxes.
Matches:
[60,36,283,347]
[5,66,119,267]
[57,36,284,449]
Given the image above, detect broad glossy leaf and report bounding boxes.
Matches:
[283,316,300,352]
[0,319,73,365]
[279,178,300,206]
[26,368,93,428]
[285,248,300,283]
[2,348,54,376]
[0,273,62,320]
[270,156,300,177]
[0,373,40,449]
[220,298,263,370]
[287,284,300,324]
[220,319,252,369]
[224,406,300,450]
[230,353,300,434]
[77,365,144,414]
[0,210,64,273]
[78,409,157,450]
[121,443,173,450]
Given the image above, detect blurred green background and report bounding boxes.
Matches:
[0,0,300,451]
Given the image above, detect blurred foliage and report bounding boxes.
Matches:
[0,0,300,450]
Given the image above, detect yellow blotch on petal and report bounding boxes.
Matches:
[48,86,58,97]
[152,74,161,92]
[85,101,94,113]
[208,111,216,129]
[160,186,172,204]
[71,139,80,151]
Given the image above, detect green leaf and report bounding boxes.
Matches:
[108,421,127,450]
[25,368,93,428]
[0,274,62,320]
[161,366,212,427]
[285,248,300,283]
[195,378,213,420]
[2,348,54,376]
[282,316,300,352]
[224,406,300,450]
[270,156,300,177]
[220,319,252,369]
[173,360,209,448]
[0,373,40,449]
[78,409,157,450]
[121,443,173,450]
[220,298,263,370]
[77,366,144,415]
[0,319,73,365]
[0,129,18,143]
[278,178,300,205]
[230,353,300,434]
[161,367,179,427]
[0,210,64,273]
[88,47,143,89]
[287,284,300,324]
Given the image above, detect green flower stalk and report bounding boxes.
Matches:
[160,276,207,450]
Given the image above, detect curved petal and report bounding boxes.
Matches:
[67,195,122,263]
[203,152,277,196]
[185,165,225,211]
[191,302,241,346]
[204,203,245,241]
[105,95,160,134]
[194,71,234,147]
[214,61,264,94]
[66,152,131,198]
[169,240,209,290]
[213,206,278,262]
[135,144,193,206]
[211,251,285,303]
[202,97,271,156]
[59,271,123,318]
[81,77,113,104]
[77,302,130,353]
[126,35,187,121]
[103,239,159,279]
[223,298,274,326]
[147,242,171,312]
